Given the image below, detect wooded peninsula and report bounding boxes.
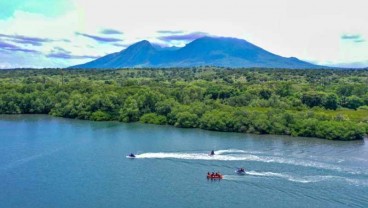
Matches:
[1,68,367,140]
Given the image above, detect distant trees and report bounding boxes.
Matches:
[344,96,364,110]
[140,113,167,125]
[292,119,365,140]
[119,97,140,122]
[324,94,338,110]
[200,110,235,131]
[301,92,325,108]
[174,112,199,128]
[301,92,340,110]
[0,67,367,140]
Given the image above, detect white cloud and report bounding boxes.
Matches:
[1,0,368,68]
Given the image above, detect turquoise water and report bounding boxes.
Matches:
[0,115,367,208]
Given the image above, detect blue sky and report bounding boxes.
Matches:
[0,0,367,68]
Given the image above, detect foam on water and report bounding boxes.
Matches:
[223,171,368,186]
[214,149,263,155]
[135,149,368,175]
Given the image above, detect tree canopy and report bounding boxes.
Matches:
[1,67,367,140]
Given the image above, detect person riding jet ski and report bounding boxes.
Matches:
[128,153,136,158]
[236,168,246,175]
[209,150,215,156]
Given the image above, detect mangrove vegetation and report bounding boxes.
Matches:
[0,67,368,140]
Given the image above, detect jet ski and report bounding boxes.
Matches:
[209,150,215,156]
[126,153,136,158]
[235,168,246,175]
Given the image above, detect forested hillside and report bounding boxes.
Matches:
[1,68,367,140]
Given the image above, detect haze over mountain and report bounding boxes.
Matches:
[71,37,321,69]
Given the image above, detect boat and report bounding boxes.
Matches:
[126,153,136,158]
[207,173,223,179]
[235,168,246,175]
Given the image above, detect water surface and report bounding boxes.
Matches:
[0,115,367,208]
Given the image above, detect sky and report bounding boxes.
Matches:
[0,0,367,68]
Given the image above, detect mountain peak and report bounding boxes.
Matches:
[71,36,321,69]
[126,40,153,50]
[182,36,257,52]
[135,40,151,45]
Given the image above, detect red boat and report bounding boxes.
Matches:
[207,173,223,179]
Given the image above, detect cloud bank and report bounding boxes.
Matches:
[0,0,368,68]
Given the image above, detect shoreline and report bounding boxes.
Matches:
[1,113,366,141]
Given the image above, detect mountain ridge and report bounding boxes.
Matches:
[70,36,322,69]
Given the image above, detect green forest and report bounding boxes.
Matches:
[1,67,368,140]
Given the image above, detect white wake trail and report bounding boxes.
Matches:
[224,171,368,186]
[134,149,368,176]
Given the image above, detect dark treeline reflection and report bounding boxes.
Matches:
[1,67,367,140]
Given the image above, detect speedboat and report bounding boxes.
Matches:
[207,173,223,179]
[235,168,246,175]
[126,153,136,158]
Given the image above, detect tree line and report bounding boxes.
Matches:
[0,67,367,140]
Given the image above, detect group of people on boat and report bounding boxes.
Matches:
[207,172,223,179]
